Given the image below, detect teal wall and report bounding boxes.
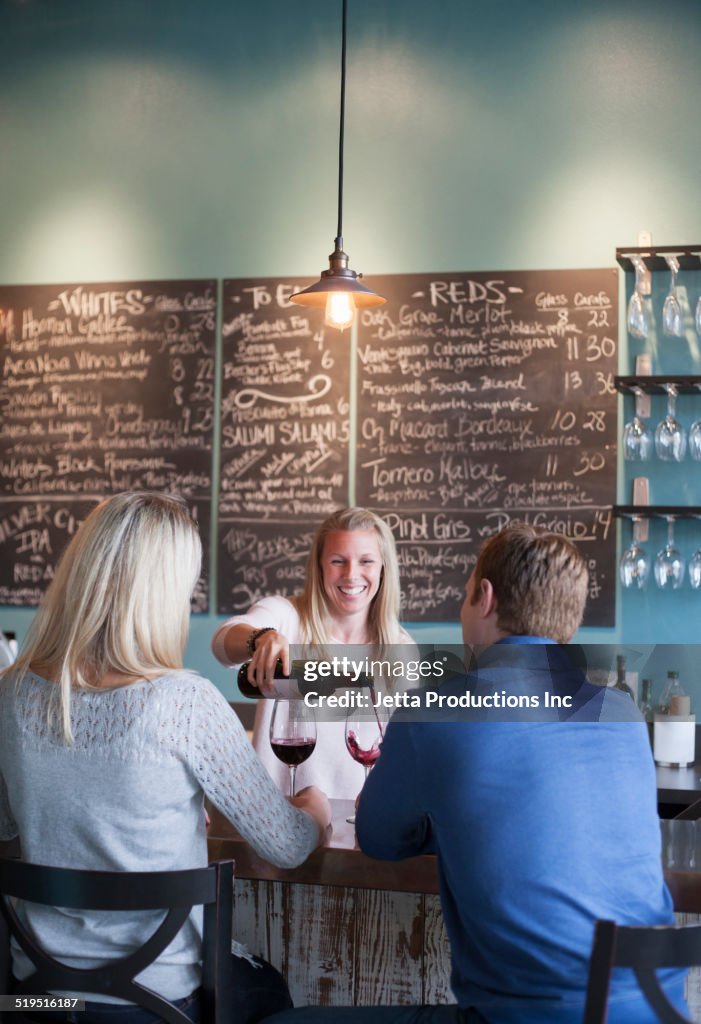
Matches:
[2,0,701,701]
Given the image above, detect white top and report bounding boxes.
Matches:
[212,595,416,800]
[0,668,318,1001]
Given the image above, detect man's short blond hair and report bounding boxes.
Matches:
[472,523,588,644]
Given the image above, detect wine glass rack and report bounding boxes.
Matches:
[616,246,701,272]
[616,376,701,395]
[613,507,701,520]
[615,377,701,518]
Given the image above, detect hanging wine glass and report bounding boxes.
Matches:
[627,257,651,339]
[622,392,653,461]
[688,549,701,589]
[619,519,651,590]
[695,295,701,338]
[690,383,701,459]
[689,420,701,460]
[690,514,701,589]
[654,385,686,461]
[654,517,685,590]
[662,256,684,337]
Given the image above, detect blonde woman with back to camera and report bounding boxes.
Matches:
[212,507,416,799]
[0,491,331,1024]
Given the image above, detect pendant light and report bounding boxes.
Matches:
[289,0,385,331]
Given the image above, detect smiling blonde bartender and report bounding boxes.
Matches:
[212,508,415,799]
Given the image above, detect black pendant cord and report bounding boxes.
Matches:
[336,0,347,245]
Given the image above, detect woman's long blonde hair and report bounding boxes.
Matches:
[295,507,402,645]
[13,491,201,742]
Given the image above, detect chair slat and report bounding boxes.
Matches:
[0,857,235,1022]
[0,859,217,910]
[584,918,695,1023]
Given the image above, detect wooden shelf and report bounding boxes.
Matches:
[615,376,701,395]
[614,506,701,520]
[616,246,701,272]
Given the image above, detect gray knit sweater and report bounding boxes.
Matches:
[0,669,318,1001]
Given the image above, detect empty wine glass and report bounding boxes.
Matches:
[689,549,701,589]
[623,409,652,461]
[695,295,701,338]
[619,532,651,590]
[689,419,701,460]
[654,518,685,590]
[662,256,684,337]
[627,257,651,339]
[654,385,686,461]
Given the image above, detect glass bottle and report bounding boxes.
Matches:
[639,677,654,746]
[656,670,684,715]
[238,658,288,698]
[614,654,635,700]
[237,659,374,699]
[638,678,653,721]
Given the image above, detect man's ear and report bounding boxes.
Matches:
[478,577,498,619]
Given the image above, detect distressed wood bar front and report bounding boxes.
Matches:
[207,801,701,1009]
[206,799,454,1007]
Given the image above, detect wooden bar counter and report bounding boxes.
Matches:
[207,802,701,1008]
[207,799,452,1007]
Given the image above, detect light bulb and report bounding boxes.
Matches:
[325,291,355,331]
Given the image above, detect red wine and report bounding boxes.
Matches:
[346,730,381,767]
[270,738,316,766]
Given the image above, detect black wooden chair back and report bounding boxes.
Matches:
[584,918,699,1023]
[0,858,235,1024]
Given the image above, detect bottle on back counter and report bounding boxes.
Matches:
[656,670,687,716]
[653,670,695,768]
[638,678,653,720]
[614,655,635,701]
[639,678,654,745]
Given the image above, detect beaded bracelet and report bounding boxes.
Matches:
[247,626,276,656]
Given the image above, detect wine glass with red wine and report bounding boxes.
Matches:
[344,707,389,824]
[269,699,317,797]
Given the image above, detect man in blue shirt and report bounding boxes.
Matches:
[266,525,686,1023]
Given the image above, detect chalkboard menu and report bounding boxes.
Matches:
[0,280,216,610]
[217,278,350,613]
[356,269,618,626]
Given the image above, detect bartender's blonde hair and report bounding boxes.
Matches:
[13,491,201,743]
[296,507,402,645]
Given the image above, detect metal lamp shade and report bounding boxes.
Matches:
[290,270,385,309]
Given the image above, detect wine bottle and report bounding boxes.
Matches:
[237,659,374,699]
[639,677,654,745]
[614,654,635,701]
[638,678,653,721]
[237,659,289,698]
